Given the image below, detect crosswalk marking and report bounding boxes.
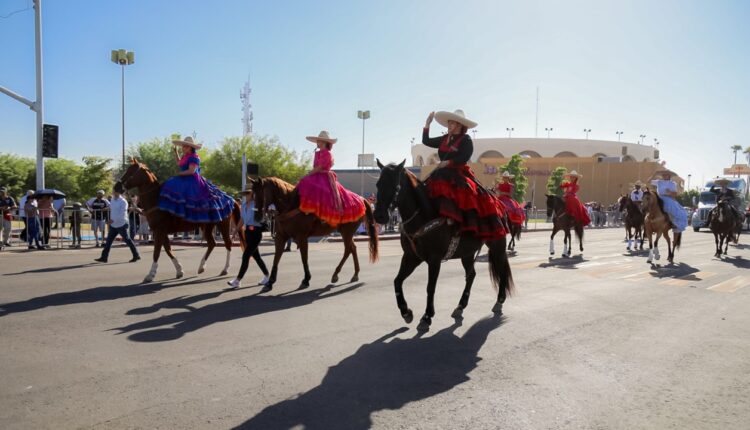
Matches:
[707,276,749,293]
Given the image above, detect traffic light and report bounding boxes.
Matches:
[247,163,259,176]
[42,124,59,158]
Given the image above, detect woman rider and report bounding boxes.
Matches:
[496,171,526,226]
[422,109,506,240]
[649,171,687,233]
[560,171,591,226]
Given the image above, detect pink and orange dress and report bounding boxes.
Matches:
[496,182,526,225]
[561,180,591,226]
[296,148,365,227]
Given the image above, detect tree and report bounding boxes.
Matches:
[0,153,35,198]
[546,166,568,197]
[202,135,311,195]
[123,137,180,182]
[676,189,700,208]
[731,144,743,165]
[45,158,82,201]
[745,146,750,165]
[78,156,114,199]
[496,154,528,203]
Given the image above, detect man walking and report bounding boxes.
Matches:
[227,186,269,288]
[0,187,17,248]
[94,184,140,263]
[87,190,109,247]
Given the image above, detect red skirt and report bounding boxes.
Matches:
[564,194,591,226]
[498,195,526,225]
[427,164,507,240]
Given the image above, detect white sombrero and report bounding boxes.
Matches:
[172,136,203,150]
[633,180,643,186]
[565,170,583,178]
[434,109,478,129]
[501,171,512,178]
[306,130,337,144]
[714,178,731,186]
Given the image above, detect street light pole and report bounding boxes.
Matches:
[545,127,553,138]
[616,131,623,142]
[583,128,591,139]
[111,49,134,168]
[506,127,514,138]
[687,174,691,190]
[639,134,646,144]
[357,109,370,196]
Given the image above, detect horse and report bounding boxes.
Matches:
[709,198,742,258]
[118,158,244,283]
[618,194,644,251]
[641,189,682,264]
[545,194,584,258]
[249,176,378,291]
[506,217,522,253]
[373,160,514,332]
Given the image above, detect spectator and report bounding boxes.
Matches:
[227,187,269,288]
[94,184,140,263]
[0,187,18,248]
[68,202,84,248]
[24,195,43,250]
[37,195,55,246]
[87,190,110,247]
[18,190,33,242]
[138,208,150,243]
[52,197,66,229]
[127,194,142,240]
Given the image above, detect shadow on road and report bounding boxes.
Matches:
[233,315,504,430]
[648,262,700,280]
[719,256,750,269]
[0,276,218,317]
[3,261,131,276]
[538,254,587,269]
[113,282,366,342]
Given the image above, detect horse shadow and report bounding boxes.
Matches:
[539,254,587,269]
[648,262,700,280]
[0,276,217,317]
[719,256,750,269]
[233,315,504,430]
[112,282,365,342]
[3,261,131,276]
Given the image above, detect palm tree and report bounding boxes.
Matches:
[731,144,743,165]
[744,146,750,165]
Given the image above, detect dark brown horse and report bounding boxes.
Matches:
[709,198,742,258]
[642,189,682,264]
[249,176,378,291]
[118,159,244,283]
[618,194,644,251]
[545,194,584,258]
[374,160,514,332]
[506,218,522,253]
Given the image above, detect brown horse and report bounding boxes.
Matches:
[618,194,644,251]
[249,176,378,291]
[642,189,682,264]
[118,159,244,283]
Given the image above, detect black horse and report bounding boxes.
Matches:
[545,194,584,258]
[618,194,644,251]
[373,160,514,332]
[506,216,522,253]
[709,198,743,258]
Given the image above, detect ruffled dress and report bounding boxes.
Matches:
[561,181,591,226]
[296,149,365,227]
[496,182,526,225]
[652,179,687,232]
[158,153,235,223]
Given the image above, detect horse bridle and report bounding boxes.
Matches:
[385,167,420,227]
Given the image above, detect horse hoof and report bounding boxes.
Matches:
[350,275,359,283]
[451,307,464,319]
[402,309,414,324]
[417,317,431,332]
[143,277,153,284]
[492,302,503,314]
[654,255,661,261]
[331,275,339,283]
[197,267,205,274]
[646,259,652,264]
[176,272,184,279]
[219,270,228,276]
[550,251,555,255]
[299,280,310,289]
[261,285,272,293]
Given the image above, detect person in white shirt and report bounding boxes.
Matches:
[87,190,110,247]
[94,184,140,263]
[18,190,33,241]
[52,197,66,229]
[630,181,644,202]
[227,187,269,288]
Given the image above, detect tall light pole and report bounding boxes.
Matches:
[357,109,370,196]
[616,131,623,141]
[639,134,646,144]
[687,174,692,190]
[583,128,591,139]
[111,49,135,168]
[506,127,514,138]
[545,127,553,138]
[472,129,478,139]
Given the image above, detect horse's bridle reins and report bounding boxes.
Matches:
[118,163,161,215]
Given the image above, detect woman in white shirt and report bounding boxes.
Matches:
[650,171,687,232]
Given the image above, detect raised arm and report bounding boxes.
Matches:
[421,111,444,148]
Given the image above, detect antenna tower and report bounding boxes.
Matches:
[240,76,253,136]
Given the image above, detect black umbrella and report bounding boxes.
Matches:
[33,189,66,199]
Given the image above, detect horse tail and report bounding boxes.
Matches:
[232,200,246,251]
[363,201,379,262]
[488,237,515,297]
[673,231,682,249]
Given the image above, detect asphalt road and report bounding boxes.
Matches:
[1,227,749,429]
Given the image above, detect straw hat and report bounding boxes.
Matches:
[565,170,583,178]
[434,109,478,129]
[172,136,203,150]
[96,190,105,196]
[306,130,337,144]
[501,171,512,178]
[633,180,643,187]
[239,186,254,195]
[714,178,731,186]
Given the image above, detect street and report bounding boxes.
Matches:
[1,227,749,429]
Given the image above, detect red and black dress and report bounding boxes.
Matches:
[561,181,591,226]
[422,128,507,240]
[496,182,526,225]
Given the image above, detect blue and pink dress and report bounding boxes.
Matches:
[158,153,234,223]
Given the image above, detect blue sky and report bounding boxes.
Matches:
[2,0,749,186]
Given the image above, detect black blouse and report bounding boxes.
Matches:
[422,127,473,166]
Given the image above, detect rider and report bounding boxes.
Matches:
[422,109,506,240]
[708,178,741,221]
[495,171,526,226]
[630,181,644,203]
[158,136,235,223]
[560,171,591,226]
[296,130,365,227]
[649,171,687,232]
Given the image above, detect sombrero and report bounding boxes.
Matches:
[172,136,203,150]
[239,186,254,194]
[565,170,583,178]
[434,109,478,129]
[501,171,512,178]
[633,180,643,186]
[714,178,731,186]
[306,130,337,144]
